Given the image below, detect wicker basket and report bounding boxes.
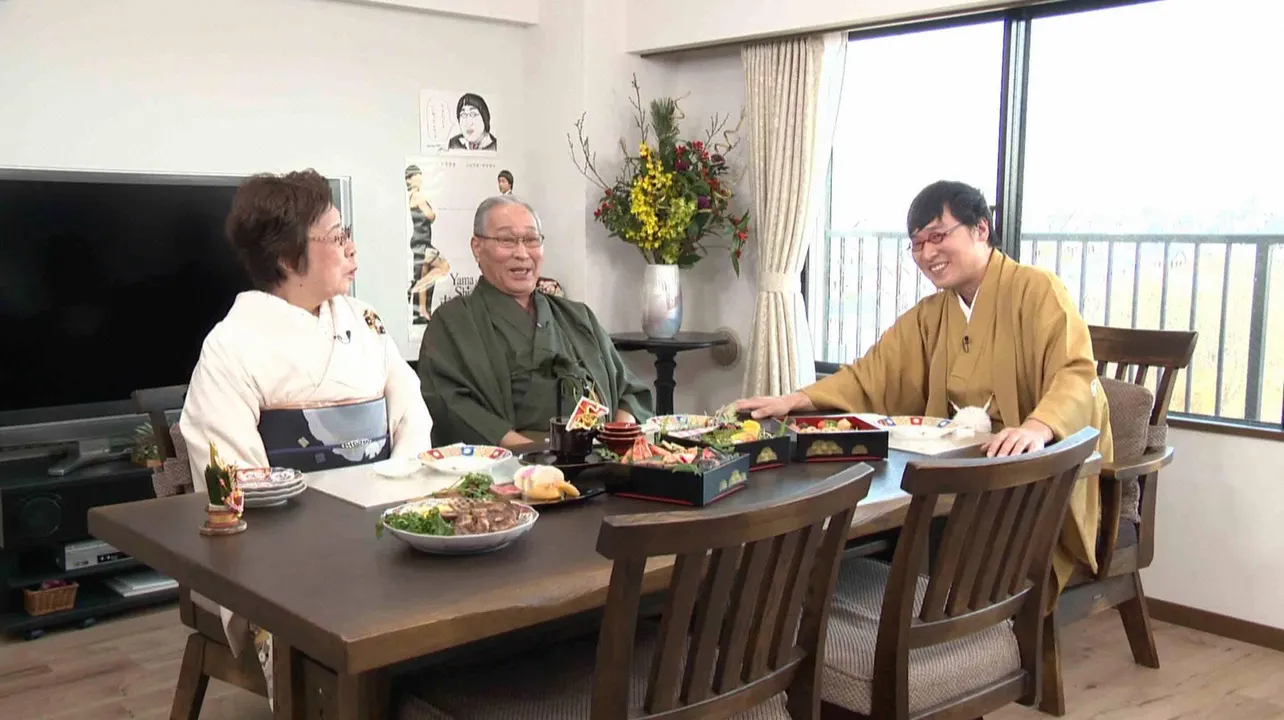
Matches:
[24,582,78,616]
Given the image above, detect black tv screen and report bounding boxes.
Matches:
[0,172,256,420]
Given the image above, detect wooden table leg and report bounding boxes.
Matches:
[274,639,385,719]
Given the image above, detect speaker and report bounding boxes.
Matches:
[0,458,155,550]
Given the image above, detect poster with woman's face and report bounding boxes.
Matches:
[419,90,502,154]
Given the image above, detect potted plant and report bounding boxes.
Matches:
[130,423,162,468]
[570,75,751,338]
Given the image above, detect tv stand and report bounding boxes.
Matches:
[47,440,129,476]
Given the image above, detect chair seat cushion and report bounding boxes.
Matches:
[821,559,1021,715]
[397,628,790,720]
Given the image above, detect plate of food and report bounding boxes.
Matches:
[875,416,959,440]
[418,444,513,475]
[377,494,538,555]
[640,414,716,436]
[511,465,604,507]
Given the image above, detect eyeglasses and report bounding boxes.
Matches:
[908,222,963,253]
[479,233,544,250]
[311,227,353,248]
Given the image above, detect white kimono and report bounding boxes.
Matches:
[178,290,433,701]
[182,290,432,487]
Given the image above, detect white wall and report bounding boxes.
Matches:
[615,46,757,413]
[1143,430,1284,628]
[0,0,529,360]
[626,0,1036,53]
[336,0,539,25]
[531,0,756,412]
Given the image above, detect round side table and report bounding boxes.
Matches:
[610,332,731,415]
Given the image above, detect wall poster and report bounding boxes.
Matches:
[407,89,520,350]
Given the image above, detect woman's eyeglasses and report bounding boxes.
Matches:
[311,227,354,248]
[479,234,545,250]
[908,222,963,253]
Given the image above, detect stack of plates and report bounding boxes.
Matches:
[236,467,307,508]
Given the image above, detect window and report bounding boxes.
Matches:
[1020,0,1283,423]
[807,0,1284,428]
[809,21,1003,366]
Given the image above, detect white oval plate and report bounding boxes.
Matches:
[380,499,537,554]
[417,445,513,475]
[372,457,424,478]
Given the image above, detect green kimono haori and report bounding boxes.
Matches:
[418,278,654,445]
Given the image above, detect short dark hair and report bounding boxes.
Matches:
[457,93,491,133]
[906,180,998,247]
[497,169,513,186]
[405,164,422,179]
[226,169,333,291]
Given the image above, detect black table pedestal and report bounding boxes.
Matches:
[610,332,731,416]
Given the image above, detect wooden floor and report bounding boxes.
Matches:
[1,606,1282,719]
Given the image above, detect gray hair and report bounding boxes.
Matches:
[472,195,541,237]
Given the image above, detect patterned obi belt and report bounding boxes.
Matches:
[257,397,391,472]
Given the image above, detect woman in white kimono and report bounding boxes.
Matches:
[179,169,434,703]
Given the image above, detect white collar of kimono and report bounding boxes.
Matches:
[957,292,972,321]
[230,290,360,338]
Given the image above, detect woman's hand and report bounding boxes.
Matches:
[982,419,1055,457]
[735,392,815,419]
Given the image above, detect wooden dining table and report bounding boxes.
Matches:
[85,446,1095,719]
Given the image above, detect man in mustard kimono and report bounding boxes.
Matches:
[738,180,1112,594]
[418,196,654,448]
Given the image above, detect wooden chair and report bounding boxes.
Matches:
[131,385,269,718]
[398,463,876,719]
[1039,326,1197,715]
[820,427,1100,720]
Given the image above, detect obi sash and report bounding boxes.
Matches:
[257,397,391,472]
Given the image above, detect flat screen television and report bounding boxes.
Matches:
[0,167,352,473]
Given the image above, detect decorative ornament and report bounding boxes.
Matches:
[200,442,247,536]
[950,398,994,435]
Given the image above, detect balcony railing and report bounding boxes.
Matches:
[806,230,1284,427]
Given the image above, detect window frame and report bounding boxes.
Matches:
[803,0,1284,437]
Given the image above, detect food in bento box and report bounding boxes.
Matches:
[615,437,736,473]
[789,417,854,433]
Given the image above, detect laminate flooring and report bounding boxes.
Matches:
[1,606,1282,718]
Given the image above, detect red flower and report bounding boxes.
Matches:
[605,188,613,196]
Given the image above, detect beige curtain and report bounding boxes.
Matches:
[741,32,847,397]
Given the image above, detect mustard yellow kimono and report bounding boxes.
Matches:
[803,249,1112,594]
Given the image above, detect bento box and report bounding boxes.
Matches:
[661,417,794,472]
[786,415,889,463]
[601,439,752,506]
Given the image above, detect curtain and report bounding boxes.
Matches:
[741,32,847,397]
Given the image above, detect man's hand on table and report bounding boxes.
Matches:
[735,392,816,419]
[982,419,1054,457]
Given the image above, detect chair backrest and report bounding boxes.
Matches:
[870,428,1099,717]
[131,384,189,460]
[590,463,875,720]
[1088,326,1197,428]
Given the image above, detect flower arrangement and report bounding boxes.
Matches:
[570,76,751,275]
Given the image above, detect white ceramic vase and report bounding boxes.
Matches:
[641,264,683,339]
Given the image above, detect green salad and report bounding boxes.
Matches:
[379,505,454,537]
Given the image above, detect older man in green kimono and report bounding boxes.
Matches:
[417,196,654,448]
